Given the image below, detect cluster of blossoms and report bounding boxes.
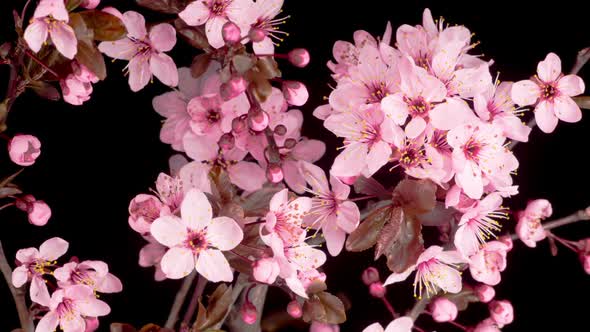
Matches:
[11,237,122,332]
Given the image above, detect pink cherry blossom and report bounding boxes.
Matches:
[138,240,167,281]
[61,62,99,105]
[473,318,501,332]
[187,92,249,141]
[489,300,514,327]
[252,257,280,284]
[264,188,311,246]
[35,285,110,332]
[54,260,123,293]
[128,194,167,235]
[515,199,552,247]
[430,297,458,322]
[468,241,509,286]
[150,189,243,281]
[24,0,77,59]
[237,0,286,54]
[27,200,52,226]
[362,317,414,332]
[98,11,178,91]
[474,81,531,142]
[287,300,302,318]
[454,193,507,257]
[179,0,251,49]
[384,245,464,298]
[327,28,380,80]
[300,161,360,256]
[81,0,101,9]
[511,53,585,133]
[282,81,309,106]
[12,237,69,306]
[447,122,518,199]
[8,134,41,166]
[475,284,496,303]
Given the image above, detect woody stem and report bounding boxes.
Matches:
[0,240,34,332]
[509,207,590,241]
[165,270,196,329]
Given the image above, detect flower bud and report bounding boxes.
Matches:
[282,81,309,106]
[284,138,297,149]
[232,116,247,133]
[8,134,41,166]
[266,164,283,183]
[28,200,51,226]
[497,235,513,251]
[222,21,242,44]
[475,284,495,303]
[580,253,590,274]
[288,48,310,68]
[218,133,235,150]
[368,282,386,298]
[81,0,100,9]
[128,194,165,234]
[274,124,287,136]
[240,302,257,325]
[220,76,248,101]
[84,317,100,332]
[361,267,380,285]
[473,318,501,332]
[430,297,458,322]
[310,322,340,332]
[287,300,302,318]
[253,258,280,284]
[249,110,269,132]
[249,28,266,43]
[489,300,514,327]
[15,195,35,211]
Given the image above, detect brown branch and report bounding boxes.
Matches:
[510,207,590,241]
[0,240,34,332]
[212,273,249,330]
[165,271,196,329]
[181,275,207,329]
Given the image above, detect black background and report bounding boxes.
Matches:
[1,0,590,331]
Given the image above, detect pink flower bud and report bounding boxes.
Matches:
[310,322,340,332]
[218,133,235,150]
[287,300,302,318]
[15,194,35,211]
[248,28,266,43]
[284,138,297,149]
[8,134,41,166]
[81,0,100,9]
[249,111,269,131]
[288,48,310,68]
[473,318,501,332]
[241,302,257,325]
[369,282,386,298]
[497,235,513,251]
[253,258,280,284]
[84,317,100,332]
[274,124,287,136]
[232,116,247,133]
[489,300,513,327]
[266,164,284,183]
[61,74,93,105]
[220,76,248,101]
[475,284,495,303]
[430,297,458,322]
[128,194,165,234]
[361,267,380,285]
[28,200,51,226]
[580,253,590,274]
[282,81,309,106]
[337,175,358,186]
[222,22,242,44]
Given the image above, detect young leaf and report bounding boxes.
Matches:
[191,54,212,78]
[174,19,211,50]
[302,292,346,324]
[383,214,424,273]
[78,10,127,41]
[29,81,60,101]
[345,205,392,252]
[76,40,107,80]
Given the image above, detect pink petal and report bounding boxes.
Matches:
[149,23,176,52]
[16,247,40,264]
[152,91,186,118]
[123,11,147,39]
[205,16,227,49]
[160,247,195,279]
[383,268,414,286]
[139,242,166,267]
[381,94,409,125]
[285,276,308,298]
[96,273,123,293]
[300,161,329,195]
[228,161,266,191]
[430,98,477,130]
[454,224,479,257]
[323,223,346,256]
[292,139,326,163]
[537,52,561,82]
[336,200,360,233]
[182,131,218,161]
[534,100,559,133]
[384,317,414,332]
[128,56,151,92]
[207,216,243,250]
[150,216,188,247]
[364,140,391,177]
[329,174,350,200]
[557,75,585,96]
[196,249,234,282]
[179,161,212,194]
[34,0,69,20]
[150,53,179,87]
[363,323,385,332]
[283,160,307,194]
[253,37,275,55]
[494,115,531,142]
[511,80,539,106]
[30,276,51,306]
[60,314,86,332]
[76,298,111,317]
[40,237,69,261]
[330,143,368,178]
[313,104,333,120]
[269,188,289,211]
[431,264,462,293]
[405,117,426,139]
[553,96,582,123]
[452,64,492,98]
[179,0,211,26]
[12,266,29,288]
[456,162,483,199]
[35,312,59,332]
[24,20,48,53]
[286,245,326,270]
[49,22,77,59]
[98,39,137,60]
[181,189,212,230]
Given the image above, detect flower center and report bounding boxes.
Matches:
[185,230,209,254]
[367,82,389,103]
[206,109,221,123]
[209,0,231,16]
[72,269,95,287]
[463,138,482,162]
[56,298,76,320]
[406,96,431,117]
[541,83,558,101]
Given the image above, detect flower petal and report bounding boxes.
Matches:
[511,80,540,106]
[76,298,111,317]
[196,249,234,282]
[557,74,585,96]
[150,215,188,247]
[98,38,137,60]
[123,11,148,39]
[534,100,559,133]
[24,20,48,53]
[35,312,59,332]
[336,200,360,233]
[537,52,561,82]
[40,237,69,261]
[149,23,176,52]
[160,247,195,279]
[150,53,179,87]
[181,189,213,230]
[207,217,243,251]
[179,0,211,26]
[49,22,77,59]
[128,56,151,92]
[228,161,266,191]
[553,96,582,123]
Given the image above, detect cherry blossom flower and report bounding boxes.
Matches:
[54,260,123,293]
[300,161,360,256]
[150,189,243,281]
[8,134,41,166]
[515,199,552,247]
[263,189,311,246]
[454,193,507,257]
[35,285,110,332]
[15,195,52,226]
[237,0,286,54]
[12,237,69,306]
[475,284,496,303]
[468,241,509,286]
[179,0,251,49]
[98,11,178,91]
[187,92,249,141]
[252,257,280,284]
[61,62,99,106]
[128,194,167,235]
[384,245,464,299]
[511,52,585,133]
[24,0,77,59]
[362,317,414,332]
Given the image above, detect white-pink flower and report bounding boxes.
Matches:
[35,285,110,332]
[384,245,464,299]
[98,11,178,91]
[515,199,552,247]
[511,52,585,133]
[24,0,77,59]
[468,241,509,286]
[150,189,243,281]
[264,188,311,246]
[54,260,123,293]
[362,317,414,332]
[8,134,41,166]
[238,0,286,54]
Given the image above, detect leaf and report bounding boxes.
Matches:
[136,0,191,14]
[76,40,107,80]
[191,54,212,78]
[256,57,281,79]
[174,19,211,50]
[374,206,403,259]
[110,323,137,332]
[0,186,22,199]
[574,96,590,110]
[233,55,256,74]
[383,214,424,273]
[353,176,390,199]
[345,205,391,252]
[239,184,283,217]
[302,292,346,325]
[194,300,208,329]
[443,287,479,311]
[78,10,127,41]
[70,13,94,42]
[195,284,233,330]
[66,0,83,11]
[0,169,23,188]
[29,81,60,101]
[393,179,437,216]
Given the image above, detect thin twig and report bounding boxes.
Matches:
[226,283,269,332]
[0,240,35,332]
[212,273,249,330]
[510,207,590,240]
[165,271,197,329]
[181,275,208,328]
[381,297,399,319]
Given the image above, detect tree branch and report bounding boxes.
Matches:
[226,283,268,332]
[165,271,196,329]
[181,275,207,329]
[510,207,590,240]
[0,240,34,332]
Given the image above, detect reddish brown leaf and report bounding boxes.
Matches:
[383,214,424,273]
[393,179,437,216]
[191,54,212,78]
[302,292,347,325]
[174,19,211,50]
[374,206,403,259]
[345,205,392,252]
[29,81,60,101]
[76,40,107,80]
[78,10,127,41]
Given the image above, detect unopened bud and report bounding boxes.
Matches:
[498,235,513,251]
[288,48,310,68]
[249,28,266,43]
[232,116,247,133]
[287,300,303,318]
[368,282,386,298]
[220,76,248,101]
[274,124,287,136]
[240,302,257,325]
[267,164,284,183]
[222,21,242,44]
[249,110,269,132]
[282,81,309,106]
[361,267,380,285]
[218,133,235,150]
[475,284,496,303]
[430,297,458,322]
[284,138,297,149]
[489,300,514,327]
